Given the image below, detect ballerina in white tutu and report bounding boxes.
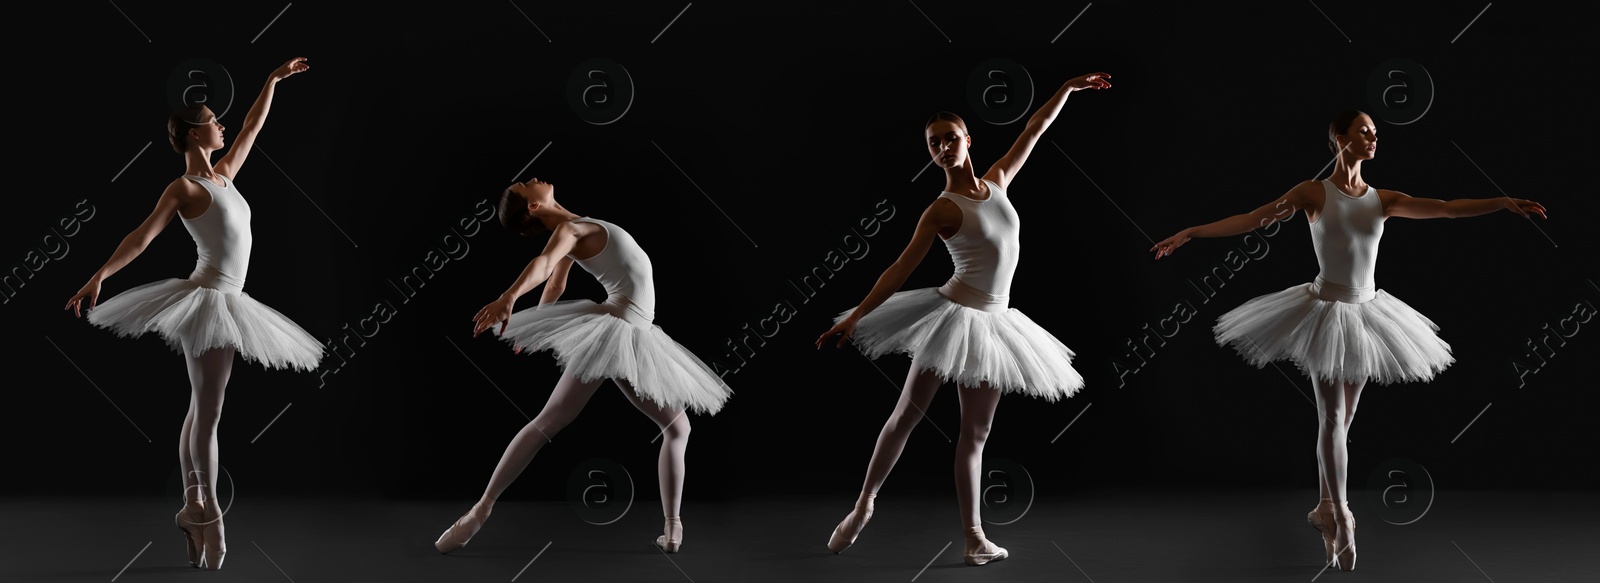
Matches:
[1150,110,1546,571]
[816,71,1110,566]
[434,177,732,555]
[64,57,318,570]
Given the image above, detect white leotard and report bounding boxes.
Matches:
[181,175,252,292]
[1309,179,1385,303]
[936,178,1021,312]
[567,217,656,323]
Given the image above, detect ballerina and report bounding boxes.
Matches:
[434,177,732,555]
[1150,109,1547,571]
[65,57,319,570]
[816,71,1110,566]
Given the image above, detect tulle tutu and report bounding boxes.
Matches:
[86,278,324,371]
[497,299,733,415]
[836,288,1084,401]
[1213,283,1454,384]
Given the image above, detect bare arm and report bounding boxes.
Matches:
[65,181,194,316]
[215,57,309,180]
[1380,189,1547,220]
[816,200,956,348]
[1150,180,1316,260]
[538,256,576,304]
[473,221,582,335]
[984,72,1111,190]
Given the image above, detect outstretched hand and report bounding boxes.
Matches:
[270,57,310,82]
[1150,228,1193,260]
[472,296,514,337]
[1503,197,1548,219]
[1064,72,1112,91]
[64,278,102,318]
[816,317,859,350]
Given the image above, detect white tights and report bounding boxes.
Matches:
[179,347,236,504]
[1312,376,1367,504]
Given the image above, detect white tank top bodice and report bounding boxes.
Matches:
[568,217,656,323]
[181,175,252,291]
[936,178,1021,312]
[1309,179,1385,303]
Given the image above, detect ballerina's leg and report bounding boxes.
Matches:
[184,346,236,502]
[857,366,944,504]
[613,379,690,518]
[477,370,605,509]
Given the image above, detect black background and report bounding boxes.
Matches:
[4,0,1595,508]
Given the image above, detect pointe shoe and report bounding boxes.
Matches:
[1306,498,1336,567]
[963,526,1009,566]
[435,504,492,554]
[197,502,227,570]
[174,501,206,568]
[654,516,683,553]
[827,499,874,554]
[1332,502,1357,571]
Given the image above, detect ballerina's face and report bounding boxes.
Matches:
[188,106,226,151]
[926,121,972,169]
[508,178,555,208]
[1338,114,1378,161]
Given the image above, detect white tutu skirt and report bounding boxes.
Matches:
[86,278,324,371]
[497,299,733,415]
[836,287,1084,401]
[1213,283,1454,385]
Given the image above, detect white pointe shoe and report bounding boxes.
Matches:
[654,516,683,553]
[1307,498,1337,567]
[963,526,1008,566]
[827,499,874,554]
[435,504,492,554]
[1333,502,1357,571]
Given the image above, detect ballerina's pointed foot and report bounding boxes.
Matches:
[1332,502,1357,571]
[174,501,206,568]
[1307,498,1336,567]
[654,516,683,553]
[963,526,1008,566]
[197,502,227,570]
[435,503,492,554]
[827,498,875,554]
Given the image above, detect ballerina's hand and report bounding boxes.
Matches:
[1150,229,1192,260]
[271,57,310,82]
[1065,72,1112,91]
[1504,197,1547,219]
[65,278,101,318]
[816,317,859,350]
[472,297,513,337]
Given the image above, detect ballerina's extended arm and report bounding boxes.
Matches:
[214,57,310,180]
[984,72,1111,190]
[473,221,583,336]
[64,181,198,317]
[1150,180,1322,260]
[1379,190,1546,220]
[816,201,958,349]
